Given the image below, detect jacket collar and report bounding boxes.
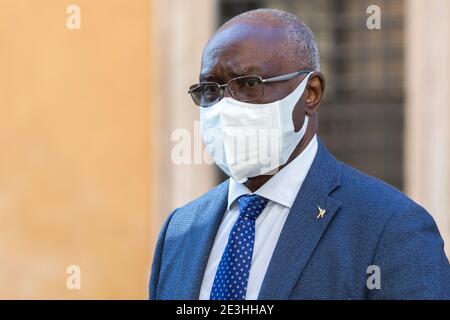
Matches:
[258,138,342,299]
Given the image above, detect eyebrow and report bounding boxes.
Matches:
[231,65,262,76]
[200,65,263,82]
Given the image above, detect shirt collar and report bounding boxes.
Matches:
[227,134,319,210]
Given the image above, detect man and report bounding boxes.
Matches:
[150,9,450,300]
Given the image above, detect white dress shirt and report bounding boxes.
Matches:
[199,135,318,300]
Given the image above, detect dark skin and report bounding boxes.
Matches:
[200,22,325,192]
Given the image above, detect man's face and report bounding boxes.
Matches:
[200,23,309,116]
[198,21,325,190]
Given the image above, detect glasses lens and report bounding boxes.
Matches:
[188,84,203,106]
[229,76,263,102]
[189,83,222,107]
[201,83,221,106]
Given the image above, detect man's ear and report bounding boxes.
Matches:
[305,72,325,115]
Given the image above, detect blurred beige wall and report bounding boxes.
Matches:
[0,0,153,298]
[0,0,217,300]
[405,0,450,257]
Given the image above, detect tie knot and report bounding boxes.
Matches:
[237,194,269,221]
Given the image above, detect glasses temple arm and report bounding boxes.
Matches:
[262,70,312,83]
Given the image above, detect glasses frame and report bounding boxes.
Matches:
[188,69,313,107]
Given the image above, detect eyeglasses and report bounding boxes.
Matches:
[188,70,312,107]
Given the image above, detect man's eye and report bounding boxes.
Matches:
[203,84,219,93]
[244,79,259,88]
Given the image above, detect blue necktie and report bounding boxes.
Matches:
[210,194,269,300]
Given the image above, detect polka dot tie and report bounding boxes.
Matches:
[209,194,269,300]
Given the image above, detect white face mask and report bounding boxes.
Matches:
[200,72,312,183]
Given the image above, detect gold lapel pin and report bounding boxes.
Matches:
[316,206,326,219]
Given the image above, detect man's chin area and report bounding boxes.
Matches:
[244,172,279,190]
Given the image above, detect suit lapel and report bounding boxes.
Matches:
[175,181,229,299]
[258,139,342,299]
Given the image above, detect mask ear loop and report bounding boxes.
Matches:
[297,73,314,134]
[297,114,309,136]
[279,71,314,105]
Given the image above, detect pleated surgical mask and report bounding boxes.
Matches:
[200,72,312,183]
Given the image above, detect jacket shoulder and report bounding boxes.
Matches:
[162,179,229,233]
[336,162,428,222]
[175,179,229,213]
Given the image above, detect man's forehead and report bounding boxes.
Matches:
[207,23,287,48]
[201,23,289,76]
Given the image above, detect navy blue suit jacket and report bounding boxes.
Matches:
[150,139,450,299]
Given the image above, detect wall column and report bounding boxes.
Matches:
[405,0,450,257]
[151,0,218,230]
